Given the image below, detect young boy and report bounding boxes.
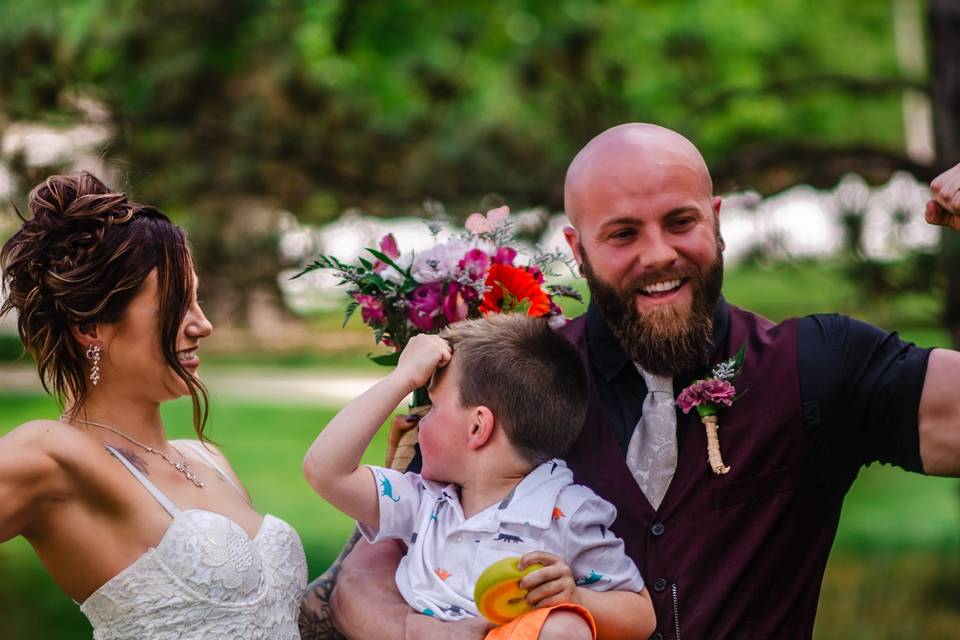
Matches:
[304,314,655,640]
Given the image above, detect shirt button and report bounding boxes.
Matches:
[650,633,664,640]
[653,578,668,592]
[651,522,665,536]
[454,535,462,543]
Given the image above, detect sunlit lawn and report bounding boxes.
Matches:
[1,260,958,638]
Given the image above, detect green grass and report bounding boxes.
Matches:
[1,390,958,639]
[0,259,957,638]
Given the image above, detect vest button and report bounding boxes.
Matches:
[650,633,664,640]
[653,577,668,592]
[651,522,665,536]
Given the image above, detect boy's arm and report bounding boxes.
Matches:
[518,551,655,640]
[331,538,492,640]
[302,334,451,527]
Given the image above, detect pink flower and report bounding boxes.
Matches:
[354,293,387,325]
[492,246,517,265]
[677,379,736,414]
[442,283,469,323]
[373,233,400,273]
[407,283,444,331]
[465,205,510,234]
[459,248,490,280]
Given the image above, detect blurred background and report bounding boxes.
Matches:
[1,0,959,638]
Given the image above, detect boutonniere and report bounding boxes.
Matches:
[676,345,747,475]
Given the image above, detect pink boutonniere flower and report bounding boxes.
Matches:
[677,345,747,475]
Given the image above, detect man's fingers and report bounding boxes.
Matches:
[925,200,960,232]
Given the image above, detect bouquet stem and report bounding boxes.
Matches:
[702,415,731,475]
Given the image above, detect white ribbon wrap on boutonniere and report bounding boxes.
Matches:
[676,345,747,475]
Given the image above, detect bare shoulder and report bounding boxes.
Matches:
[2,419,85,457]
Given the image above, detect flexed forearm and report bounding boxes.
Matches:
[302,372,412,525]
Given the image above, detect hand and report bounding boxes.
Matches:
[926,163,960,231]
[393,334,452,389]
[517,551,581,609]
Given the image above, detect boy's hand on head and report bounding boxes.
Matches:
[517,551,581,609]
[394,334,452,389]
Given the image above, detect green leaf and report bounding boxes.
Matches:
[367,249,407,276]
[342,300,359,328]
[369,352,400,367]
[731,344,747,373]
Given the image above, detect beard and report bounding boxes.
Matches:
[581,241,724,377]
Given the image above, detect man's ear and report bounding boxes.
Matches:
[467,406,496,451]
[563,225,583,268]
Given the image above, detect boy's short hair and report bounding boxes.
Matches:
[440,314,588,465]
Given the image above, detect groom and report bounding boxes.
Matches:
[314,125,960,639]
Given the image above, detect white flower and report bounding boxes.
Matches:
[380,252,414,285]
[411,239,471,283]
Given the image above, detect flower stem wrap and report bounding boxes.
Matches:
[701,414,730,475]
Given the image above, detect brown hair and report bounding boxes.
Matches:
[0,172,209,437]
[441,314,588,465]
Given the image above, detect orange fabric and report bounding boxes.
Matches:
[483,604,596,640]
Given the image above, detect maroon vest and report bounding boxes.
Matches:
[559,306,841,639]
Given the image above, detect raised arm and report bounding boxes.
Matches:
[329,537,492,640]
[0,422,63,542]
[302,334,451,527]
[919,164,960,476]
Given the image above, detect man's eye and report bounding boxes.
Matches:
[611,229,635,240]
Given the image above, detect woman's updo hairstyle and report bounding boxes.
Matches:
[1,172,208,437]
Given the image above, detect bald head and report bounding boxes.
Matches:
[564,123,713,226]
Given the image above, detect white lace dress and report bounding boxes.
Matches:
[79,442,308,639]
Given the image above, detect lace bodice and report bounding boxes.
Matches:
[79,442,308,639]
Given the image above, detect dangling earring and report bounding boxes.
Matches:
[87,345,102,386]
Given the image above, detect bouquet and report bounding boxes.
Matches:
[294,206,582,382]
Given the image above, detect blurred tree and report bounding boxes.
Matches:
[0,0,946,333]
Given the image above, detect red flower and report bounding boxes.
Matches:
[480,264,551,317]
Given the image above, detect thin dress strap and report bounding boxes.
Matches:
[104,445,178,516]
[176,440,250,504]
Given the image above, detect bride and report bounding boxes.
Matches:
[0,173,307,638]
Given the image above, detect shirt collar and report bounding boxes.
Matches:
[454,459,573,532]
[586,296,730,382]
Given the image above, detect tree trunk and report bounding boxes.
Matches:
[929,0,960,346]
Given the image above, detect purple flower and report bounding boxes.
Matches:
[492,246,517,265]
[354,293,387,325]
[677,379,736,414]
[411,239,470,283]
[526,265,545,284]
[407,283,444,331]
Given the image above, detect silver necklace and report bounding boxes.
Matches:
[61,414,204,488]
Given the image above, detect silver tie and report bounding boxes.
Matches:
[626,367,678,510]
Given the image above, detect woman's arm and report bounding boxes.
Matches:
[302,335,450,527]
[329,537,492,640]
[0,422,63,542]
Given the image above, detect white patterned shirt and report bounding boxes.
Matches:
[359,459,645,621]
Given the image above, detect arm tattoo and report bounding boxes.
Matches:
[116,448,150,475]
[298,529,362,640]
